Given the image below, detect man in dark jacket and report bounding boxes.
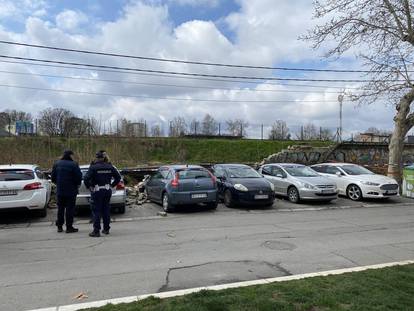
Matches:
[51,150,82,233]
[84,151,121,237]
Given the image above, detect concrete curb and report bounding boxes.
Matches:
[27,259,414,311]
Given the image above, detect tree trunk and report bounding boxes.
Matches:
[388,90,414,185]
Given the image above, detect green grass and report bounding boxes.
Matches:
[85,264,414,311]
[0,137,332,168]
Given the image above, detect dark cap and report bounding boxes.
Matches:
[63,150,74,157]
[96,151,106,159]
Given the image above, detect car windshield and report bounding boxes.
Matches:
[284,166,319,177]
[341,165,375,175]
[177,169,210,179]
[227,167,261,178]
[0,169,35,181]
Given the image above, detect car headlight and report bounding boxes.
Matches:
[234,184,248,192]
[300,182,316,190]
[268,182,275,191]
[361,181,380,186]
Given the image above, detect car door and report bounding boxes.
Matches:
[212,166,226,198]
[272,166,289,194]
[261,165,280,194]
[146,171,163,201]
[325,166,347,194]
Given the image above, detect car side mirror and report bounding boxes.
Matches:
[335,171,342,177]
[276,174,284,178]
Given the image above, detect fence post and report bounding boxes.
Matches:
[261,124,264,140]
[218,123,221,136]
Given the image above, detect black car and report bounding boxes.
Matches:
[211,164,275,207]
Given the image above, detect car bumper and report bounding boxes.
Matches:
[76,191,126,208]
[169,190,217,205]
[232,190,275,206]
[298,189,338,200]
[0,192,46,210]
[361,186,399,198]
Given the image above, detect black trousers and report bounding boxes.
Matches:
[92,189,112,232]
[56,195,77,228]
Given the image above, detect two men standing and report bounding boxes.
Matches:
[52,150,120,237]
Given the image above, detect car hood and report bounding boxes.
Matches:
[346,174,397,184]
[229,177,272,190]
[291,176,335,186]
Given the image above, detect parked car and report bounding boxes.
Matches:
[258,163,338,203]
[76,165,126,214]
[212,164,275,207]
[0,164,52,217]
[311,163,399,201]
[145,165,218,212]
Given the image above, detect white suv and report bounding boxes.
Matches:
[0,165,52,217]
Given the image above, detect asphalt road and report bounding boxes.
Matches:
[0,197,413,311]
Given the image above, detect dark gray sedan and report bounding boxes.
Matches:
[145,165,218,212]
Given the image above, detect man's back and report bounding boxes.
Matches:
[52,159,82,197]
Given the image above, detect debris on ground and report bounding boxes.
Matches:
[157,211,167,217]
[73,292,88,300]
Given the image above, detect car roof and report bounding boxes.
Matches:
[160,165,204,170]
[312,163,352,167]
[0,164,37,170]
[215,163,250,168]
[265,163,305,168]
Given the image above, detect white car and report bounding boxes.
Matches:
[0,164,52,217]
[75,165,126,214]
[311,163,399,201]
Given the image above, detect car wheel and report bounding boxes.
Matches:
[287,187,300,203]
[162,192,175,212]
[207,201,218,209]
[223,190,235,208]
[33,205,47,218]
[347,184,362,201]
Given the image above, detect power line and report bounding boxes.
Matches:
[0,83,347,103]
[0,69,350,94]
[0,40,408,73]
[0,59,362,90]
[0,54,397,83]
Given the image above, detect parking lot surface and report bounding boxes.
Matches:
[0,196,413,311]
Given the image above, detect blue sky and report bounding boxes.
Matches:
[0,0,400,137]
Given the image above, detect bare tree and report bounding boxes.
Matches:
[201,114,218,135]
[169,117,187,137]
[0,110,32,128]
[303,123,319,140]
[268,120,290,140]
[38,108,74,136]
[63,117,89,137]
[150,124,162,137]
[303,0,414,183]
[320,128,334,141]
[189,118,200,135]
[226,119,249,137]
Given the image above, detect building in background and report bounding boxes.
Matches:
[357,132,391,143]
[4,121,35,136]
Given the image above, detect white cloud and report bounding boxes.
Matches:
[169,0,219,7]
[55,10,88,31]
[0,0,399,137]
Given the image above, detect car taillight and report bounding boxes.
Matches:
[171,173,179,188]
[116,181,125,190]
[23,182,43,190]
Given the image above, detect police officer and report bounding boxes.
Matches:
[88,150,108,224]
[84,151,121,237]
[51,150,82,233]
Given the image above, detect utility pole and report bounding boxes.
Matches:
[338,92,344,142]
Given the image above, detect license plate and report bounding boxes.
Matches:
[254,194,269,200]
[0,190,17,196]
[384,191,397,195]
[321,189,335,194]
[192,193,207,199]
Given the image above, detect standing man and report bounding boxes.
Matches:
[51,150,82,233]
[84,151,121,237]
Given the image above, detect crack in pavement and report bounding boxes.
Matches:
[157,260,291,293]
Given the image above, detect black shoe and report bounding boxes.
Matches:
[57,226,63,233]
[101,229,110,235]
[66,227,79,233]
[89,231,100,237]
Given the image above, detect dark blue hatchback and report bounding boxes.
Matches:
[146,165,218,212]
[211,164,275,208]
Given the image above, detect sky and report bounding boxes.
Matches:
[0,0,401,138]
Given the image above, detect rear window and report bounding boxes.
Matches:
[0,169,35,181]
[177,169,210,179]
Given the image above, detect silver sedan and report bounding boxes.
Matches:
[258,163,338,203]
